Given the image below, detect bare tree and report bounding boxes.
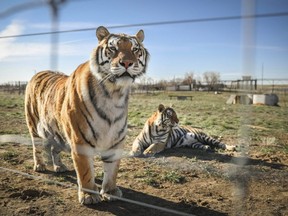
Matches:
[182,72,194,90]
[157,80,168,90]
[203,71,220,91]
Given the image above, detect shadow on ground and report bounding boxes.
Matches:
[85,186,228,216]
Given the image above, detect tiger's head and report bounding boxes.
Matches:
[153,104,179,129]
[90,26,149,87]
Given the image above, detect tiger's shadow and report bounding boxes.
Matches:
[85,186,228,216]
[154,148,287,170]
[47,170,227,216]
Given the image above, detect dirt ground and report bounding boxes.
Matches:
[0,92,287,215]
[0,132,287,216]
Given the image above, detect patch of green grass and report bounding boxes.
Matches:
[54,176,67,183]
[2,151,18,161]
[0,91,287,157]
[183,156,197,162]
[0,93,24,109]
[137,168,186,186]
[0,93,27,134]
[142,169,160,187]
[24,164,33,171]
[134,168,161,187]
[143,177,160,187]
[143,168,157,178]
[162,171,185,184]
[283,145,288,154]
[260,146,278,154]
[1,151,20,165]
[221,122,238,130]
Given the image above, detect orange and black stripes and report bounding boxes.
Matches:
[25,26,149,204]
[132,104,229,155]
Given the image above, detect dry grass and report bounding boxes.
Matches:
[0,91,288,215]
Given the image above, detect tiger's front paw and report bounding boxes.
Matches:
[79,191,101,205]
[34,163,46,172]
[100,187,122,202]
[143,149,156,157]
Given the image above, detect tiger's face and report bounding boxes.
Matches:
[154,104,179,129]
[90,26,149,87]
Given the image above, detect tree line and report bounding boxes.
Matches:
[137,71,221,91]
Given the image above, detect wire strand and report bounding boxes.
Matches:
[0,166,195,216]
[0,12,288,39]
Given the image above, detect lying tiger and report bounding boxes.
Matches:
[130,104,236,156]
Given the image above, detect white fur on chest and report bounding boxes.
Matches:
[94,99,127,150]
[81,79,129,151]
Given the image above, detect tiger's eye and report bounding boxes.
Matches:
[166,110,172,117]
[132,47,139,52]
[109,46,116,51]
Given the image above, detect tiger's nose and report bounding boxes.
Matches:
[120,60,133,69]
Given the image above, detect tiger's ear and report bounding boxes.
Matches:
[136,30,144,43]
[96,26,110,42]
[158,104,165,112]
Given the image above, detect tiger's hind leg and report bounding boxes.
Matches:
[192,133,236,151]
[31,136,68,173]
[31,136,47,172]
[178,133,213,152]
[51,143,68,173]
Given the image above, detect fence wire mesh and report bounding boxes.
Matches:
[0,1,287,215]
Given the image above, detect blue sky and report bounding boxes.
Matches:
[0,0,287,83]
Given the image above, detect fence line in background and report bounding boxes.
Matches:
[0,81,27,94]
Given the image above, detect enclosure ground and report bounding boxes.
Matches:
[0,92,287,215]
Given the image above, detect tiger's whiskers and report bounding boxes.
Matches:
[95,73,115,89]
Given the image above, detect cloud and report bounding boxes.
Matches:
[0,20,24,59]
[1,20,163,63]
[0,20,24,37]
[0,20,92,62]
[0,42,88,62]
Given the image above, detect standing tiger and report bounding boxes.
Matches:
[130,104,236,156]
[25,26,149,205]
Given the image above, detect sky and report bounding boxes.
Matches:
[0,0,287,84]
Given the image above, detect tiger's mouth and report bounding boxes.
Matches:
[163,122,177,128]
[109,71,135,83]
[119,71,134,79]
